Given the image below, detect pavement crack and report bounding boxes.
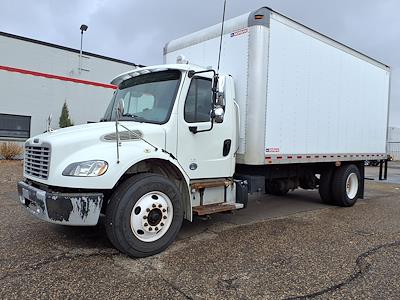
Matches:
[219,276,242,298]
[142,261,193,299]
[284,240,400,299]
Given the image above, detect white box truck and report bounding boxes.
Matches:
[17,7,390,257]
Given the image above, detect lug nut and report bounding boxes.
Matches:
[152,204,156,208]
[144,223,148,227]
[143,216,147,219]
[149,227,153,231]
[160,223,164,226]
[146,208,150,212]
[162,209,166,212]
[155,227,158,231]
[163,216,167,219]
[158,204,162,208]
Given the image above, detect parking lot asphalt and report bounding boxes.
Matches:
[1,161,400,299]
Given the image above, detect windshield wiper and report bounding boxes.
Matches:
[122,113,147,123]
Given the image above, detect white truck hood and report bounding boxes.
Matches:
[28,121,165,150]
[24,122,167,188]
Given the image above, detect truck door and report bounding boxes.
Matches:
[177,75,236,179]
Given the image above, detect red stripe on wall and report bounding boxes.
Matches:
[0,65,118,90]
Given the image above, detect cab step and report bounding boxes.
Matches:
[193,203,243,216]
[191,179,232,191]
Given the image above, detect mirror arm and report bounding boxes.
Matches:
[189,118,214,134]
[115,110,120,164]
[188,69,216,78]
[187,70,222,134]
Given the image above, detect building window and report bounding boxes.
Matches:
[0,113,31,140]
[184,78,212,123]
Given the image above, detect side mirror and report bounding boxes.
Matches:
[216,91,225,107]
[116,99,124,119]
[212,106,225,124]
[216,76,226,107]
[211,75,225,124]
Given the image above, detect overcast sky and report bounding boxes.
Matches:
[0,0,398,127]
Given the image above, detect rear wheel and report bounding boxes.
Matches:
[105,173,183,258]
[319,170,334,204]
[331,164,361,207]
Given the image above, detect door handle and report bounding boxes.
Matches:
[223,139,231,156]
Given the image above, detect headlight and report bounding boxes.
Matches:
[62,160,108,177]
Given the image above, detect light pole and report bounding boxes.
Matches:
[79,24,88,74]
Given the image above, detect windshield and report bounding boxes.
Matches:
[103,70,181,124]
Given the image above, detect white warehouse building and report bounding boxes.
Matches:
[388,127,400,161]
[0,31,140,141]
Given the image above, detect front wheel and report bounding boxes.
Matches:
[105,173,183,258]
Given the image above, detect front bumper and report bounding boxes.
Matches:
[17,181,103,226]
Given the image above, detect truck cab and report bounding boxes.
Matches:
[18,64,243,257]
[107,64,238,181]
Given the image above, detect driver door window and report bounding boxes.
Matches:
[184,78,212,123]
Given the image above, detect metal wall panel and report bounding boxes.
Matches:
[388,127,400,142]
[388,127,400,160]
[388,143,400,161]
[0,34,136,140]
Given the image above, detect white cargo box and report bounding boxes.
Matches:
[165,7,391,165]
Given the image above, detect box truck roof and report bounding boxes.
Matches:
[165,7,389,71]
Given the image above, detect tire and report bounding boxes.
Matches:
[331,164,361,207]
[319,169,334,204]
[105,173,184,258]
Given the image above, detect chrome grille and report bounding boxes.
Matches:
[24,145,51,179]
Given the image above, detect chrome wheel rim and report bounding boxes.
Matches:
[130,191,173,242]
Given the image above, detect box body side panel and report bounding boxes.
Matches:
[264,16,390,159]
